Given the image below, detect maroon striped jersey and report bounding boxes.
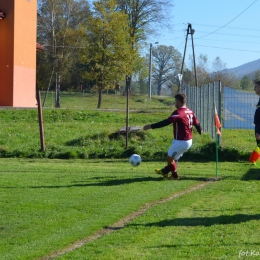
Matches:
[168,106,200,140]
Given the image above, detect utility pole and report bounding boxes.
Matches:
[148,42,159,98]
[148,43,152,98]
[55,73,60,108]
[179,23,198,92]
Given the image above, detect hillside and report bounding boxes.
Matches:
[225,58,260,79]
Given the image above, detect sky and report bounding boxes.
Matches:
[148,0,260,70]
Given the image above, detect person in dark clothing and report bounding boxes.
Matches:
[254,81,260,147]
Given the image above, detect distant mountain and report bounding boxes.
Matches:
[224,59,260,79]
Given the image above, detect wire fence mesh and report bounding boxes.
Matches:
[223,87,256,130]
[40,82,258,138]
[186,82,221,139]
[40,91,176,111]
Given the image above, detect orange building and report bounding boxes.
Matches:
[0,0,38,107]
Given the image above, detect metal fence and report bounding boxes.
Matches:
[40,90,175,111]
[40,83,258,135]
[186,83,257,136]
[223,87,256,130]
[185,82,221,138]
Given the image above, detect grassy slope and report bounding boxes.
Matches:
[0,105,255,161]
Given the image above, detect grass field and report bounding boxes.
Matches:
[0,159,259,260]
[0,94,259,259]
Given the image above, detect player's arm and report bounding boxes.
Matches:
[194,124,202,135]
[255,124,260,140]
[143,119,171,131]
[193,114,203,135]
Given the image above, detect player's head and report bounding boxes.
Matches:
[254,81,260,96]
[175,93,186,108]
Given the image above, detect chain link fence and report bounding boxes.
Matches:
[40,90,176,111]
[223,87,256,130]
[185,82,222,139]
[40,83,257,137]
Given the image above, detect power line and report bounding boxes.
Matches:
[195,0,258,39]
[195,38,260,45]
[173,30,260,39]
[192,23,260,32]
[195,44,260,53]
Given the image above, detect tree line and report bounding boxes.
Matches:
[36,0,255,108]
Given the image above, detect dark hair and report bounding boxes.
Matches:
[175,93,186,104]
[255,81,260,86]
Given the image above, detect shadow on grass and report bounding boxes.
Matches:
[241,168,260,181]
[179,176,208,181]
[147,241,260,248]
[130,214,260,227]
[0,176,161,189]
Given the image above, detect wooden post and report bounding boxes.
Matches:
[126,78,130,148]
[37,91,45,152]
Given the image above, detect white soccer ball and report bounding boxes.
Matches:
[129,154,141,167]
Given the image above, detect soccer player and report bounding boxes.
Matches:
[254,81,260,147]
[143,93,202,180]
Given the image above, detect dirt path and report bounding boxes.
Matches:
[38,179,216,260]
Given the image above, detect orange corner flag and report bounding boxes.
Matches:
[249,146,260,167]
[214,104,221,136]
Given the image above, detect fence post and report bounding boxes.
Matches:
[200,86,203,128]
[207,83,210,134]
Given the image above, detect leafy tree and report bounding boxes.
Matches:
[240,76,251,90]
[116,0,173,92]
[184,54,210,87]
[254,70,260,83]
[211,56,235,87]
[132,56,149,94]
[81,0,137,108]
[37,0,91,92]
[151,45,182,95]
[181,67,194,91]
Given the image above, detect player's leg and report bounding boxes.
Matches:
[168,140,192,179]
[155,141,178,179]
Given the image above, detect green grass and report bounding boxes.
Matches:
[0,107,256,161]
[0,95,259,259]
[0,159,259,260]
[41,91,176,111]
[67,176,260,260]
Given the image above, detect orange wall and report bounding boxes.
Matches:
[0,0,37,107]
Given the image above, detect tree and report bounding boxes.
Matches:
[116,0,173,92]
[81,0,137,108]
[132,56,149,94]
[254,70,260,83]
[240,76,251,90]
[37,0,91,93]
[184,54,210,87]
[151,45,182,95]
[211,56,235,87]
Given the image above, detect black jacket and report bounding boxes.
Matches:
[254,98,260,134]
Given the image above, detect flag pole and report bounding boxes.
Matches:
[214,102,220,178]
[215,124,218,178]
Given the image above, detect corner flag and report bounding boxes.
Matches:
[214,104,221,136]
[214,103,221,178]
[249,146,260,168]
